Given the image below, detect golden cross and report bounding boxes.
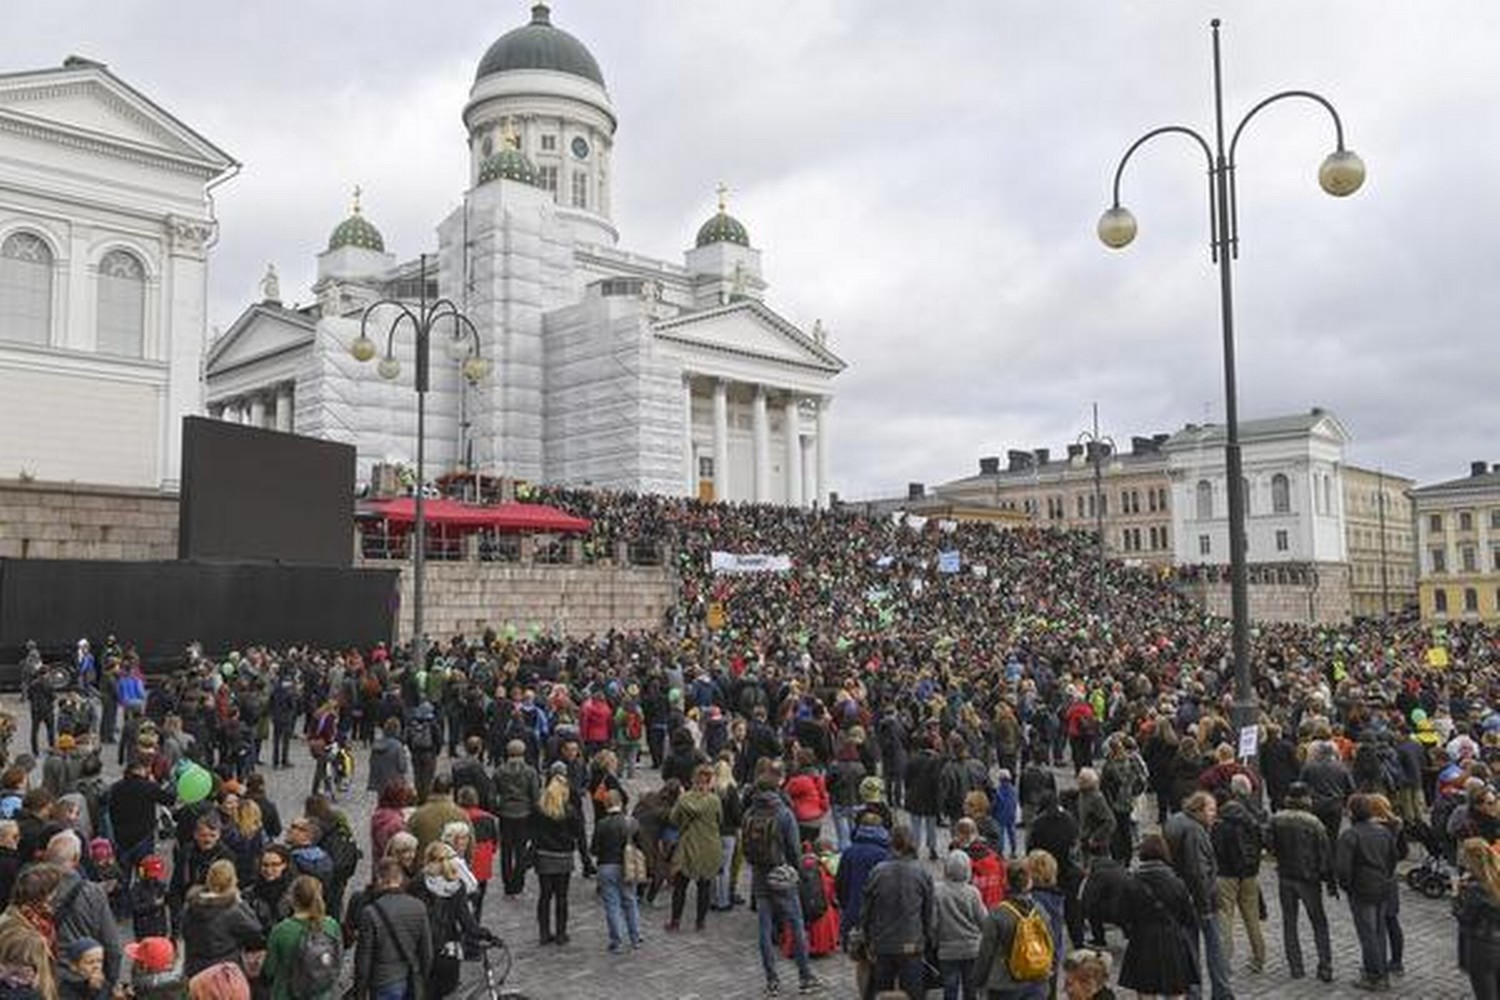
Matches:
[352,185,363,214]
[717,182,728,213]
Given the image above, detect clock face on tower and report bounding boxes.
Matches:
[571,136,590,160]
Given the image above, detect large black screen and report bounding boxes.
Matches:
[178,416,355,567]
[0,558,397,673]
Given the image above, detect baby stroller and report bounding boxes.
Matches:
[1405,816,1456,899]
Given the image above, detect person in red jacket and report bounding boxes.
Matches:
[784,748,830,847]
[579,690,614,758]
[952,817,1007,910]
[457,785,499,916]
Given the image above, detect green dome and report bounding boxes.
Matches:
[479,146,539,186]
[476,3,605,87]
[696,210,750,249]
[328,210,384,253]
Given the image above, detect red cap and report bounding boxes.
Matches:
[138,855,166,880]
[125,936,174,973]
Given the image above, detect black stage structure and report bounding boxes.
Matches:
[0,418,397,672]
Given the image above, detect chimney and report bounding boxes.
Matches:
[1034,448,1050,465]
[1153,433,1170,446]
[1007,450,1033,472]
[979,456,1001,476]
[1067,444,1084,461]
[1473,461,1490,477]
[907,482,925,500]
[1131,436,1153,455]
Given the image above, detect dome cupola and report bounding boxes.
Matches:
[327,186,385,252]
[478,122,539,186]
[695,183,750,248]
[475,2,604,86]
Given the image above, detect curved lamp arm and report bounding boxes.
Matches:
[1108,125,1219,258]
[357,298,421,356]
[1229,89,1349,166]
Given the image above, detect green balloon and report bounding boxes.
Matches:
[177,764,212,804]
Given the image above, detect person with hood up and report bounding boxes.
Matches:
[365,718,410,796]
[411,841,481,997]
[834,810,890,995]
[934,850,988,1000]
[180,860,263,980]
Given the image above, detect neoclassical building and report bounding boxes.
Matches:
[205,3,844,505]
[0,56,235,490]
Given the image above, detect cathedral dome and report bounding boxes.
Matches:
[476,3,605,87]
[479,144,539,186]
[328,189,384,252]
[696,187,751,248]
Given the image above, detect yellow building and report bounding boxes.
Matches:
[1413,461,1500,622]
[1341,466,1417,618]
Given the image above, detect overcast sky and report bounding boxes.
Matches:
[6,1,1497,499]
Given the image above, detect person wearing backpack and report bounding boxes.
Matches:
[743,759,825,996]
[614,695,646,780]
[263,875,342,1000]
[407,704,441,804]
[354,858,434,1000]
[1211,774,1266,975]
[973,861,1053,999]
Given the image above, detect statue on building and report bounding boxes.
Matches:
[260,263,281,304]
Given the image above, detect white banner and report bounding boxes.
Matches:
[710,551,793,574]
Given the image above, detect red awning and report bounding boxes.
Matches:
[358,498,591,533]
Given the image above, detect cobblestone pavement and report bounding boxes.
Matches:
[13,701,1473,999]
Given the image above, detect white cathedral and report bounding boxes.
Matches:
[204,3,844,506]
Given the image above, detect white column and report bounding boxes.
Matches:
[814,396,830,508]
[248,394,267,429]
[222,400,240,424]
[751,385,770,503]
[681,375,696,497]
[801,435,814,508]
[783,395,803,507]
[712,379,730,503]
[275,384,294,432]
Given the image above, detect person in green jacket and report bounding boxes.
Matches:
[667,763,724,932]
[262,874,342,1000]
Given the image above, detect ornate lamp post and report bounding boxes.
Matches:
[1098,19,1365,732]
[1077,403,1115,615]
[351,253,490,666]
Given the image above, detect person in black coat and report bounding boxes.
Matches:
[1028,793,1084,949]
[1118,833,1199,997]
[1259,723,1299,813]
[903,743,944,860]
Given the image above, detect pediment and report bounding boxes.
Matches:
[0,65,233,171]
[652,300,844,372]
[206,304,317,375]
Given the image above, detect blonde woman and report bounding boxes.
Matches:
[438,821,481,901]
[531,763,585,945]
[0,915,57,1000]
[181,858,263,978]
[263,876,339,1000]
[412,841,481,996]
[1457,837,1500,997]
[711,755,743,910]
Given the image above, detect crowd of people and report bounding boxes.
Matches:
[3,488,1500,1000]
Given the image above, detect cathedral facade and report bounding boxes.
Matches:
[205,3,843,505]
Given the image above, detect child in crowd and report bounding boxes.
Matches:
[124,937,183,1000]
[0,820,21,906]
[87,837,122,916]
[992,770,1019,857]
[130,855,170,940]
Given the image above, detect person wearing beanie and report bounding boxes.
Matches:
[934,850,987,1000]
[1268,781,1335,981]
[58,936,105,1000]
[857,776,895,830]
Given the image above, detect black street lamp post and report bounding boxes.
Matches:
[1078,402,1115,615]
[1098,19,1365,732]
[351,253,490,667]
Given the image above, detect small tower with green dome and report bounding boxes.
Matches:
[316,185,395,315]
[685,183,765,308]
[477,120,540,187]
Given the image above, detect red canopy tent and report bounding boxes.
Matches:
[358,497,592,534]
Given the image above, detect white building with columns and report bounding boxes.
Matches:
[0,56,235,491]
[204,3,844,505]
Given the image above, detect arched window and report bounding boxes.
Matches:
[1196,480,1213,520]
[0,231,53,345]
[1241,477,1253,516]
[97,249,146,356]
[1271,473,1291,514]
